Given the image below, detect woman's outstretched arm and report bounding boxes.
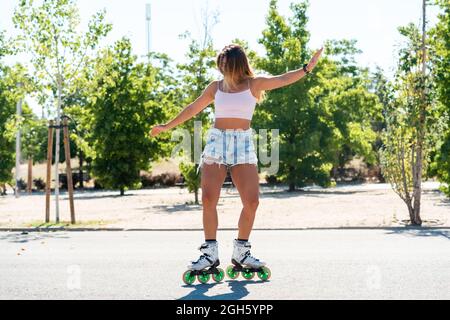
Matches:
[254,47,323,91]
[150,81,216,137]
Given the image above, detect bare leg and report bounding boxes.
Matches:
[230,164,260,240]
[201,163,227,240]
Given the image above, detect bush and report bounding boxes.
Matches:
[0,184,6,195]
[265,175,278,185]
[59,173,77,190]
[179,162,200,203]
[72,172,89,188]
[93,179,104,190]
[160,172,180,186]
[33,178,46,190]
[140,173,156,187]
[17,178,27,191]
[140,172,182,188]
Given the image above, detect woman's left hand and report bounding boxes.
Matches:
[307,47,324,72]
[150,124,168,137]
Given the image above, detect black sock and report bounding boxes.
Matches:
[237,238,248,242]
[205,239,217,242]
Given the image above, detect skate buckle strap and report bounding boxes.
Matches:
[240,251,259,264]
[200,247,214,264]
[193,254,213,265]
[199,243,216,250]
[241,251,250,264]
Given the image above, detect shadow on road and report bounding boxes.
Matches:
[385,228,450,240]
[143,204,204,214]
[178,280,269,300]
[259,189,363,200]
[0,231,70,243]
[74,193,135,201]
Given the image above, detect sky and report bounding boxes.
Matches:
[0,0,440,115]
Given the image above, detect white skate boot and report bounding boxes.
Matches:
[226,239,271,281]
[187,241,219,271]
[182,241,225,285]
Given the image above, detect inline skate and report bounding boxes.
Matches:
[182,241,225,285]
[226,239,271,281]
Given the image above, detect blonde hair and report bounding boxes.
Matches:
[216,44,265,102]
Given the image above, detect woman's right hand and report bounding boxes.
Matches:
[150,124,168,137]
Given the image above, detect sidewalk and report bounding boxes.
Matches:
[0,182,448,229]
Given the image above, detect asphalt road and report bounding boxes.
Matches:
[0,229,449,300]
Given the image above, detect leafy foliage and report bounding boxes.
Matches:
[176,32,217,201]
[83,38,172,195]
[254,0,381,190]
[429,0,450,196]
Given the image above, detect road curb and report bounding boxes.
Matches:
[0,226,449,232]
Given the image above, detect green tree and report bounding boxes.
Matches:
[175,8,218,204]
[368,67,397,182]
[311,42,381,178]
[0,33,35,194]
[85,38,170,195]
[255,0,380,191]
[430,0,450,196]
[0,33,15,194]
[22,116,48,191]
[13,0,111,219]
[379,3,442,225]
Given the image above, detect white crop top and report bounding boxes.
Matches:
[214,79,257,120]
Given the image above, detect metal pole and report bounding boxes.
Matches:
[45,120,54,223]
[54,76,61,222]
[15,82,23,198]
[146,3,152,54]
[422,0,426,77]
[63,118,75,224]
[27,157,32,194]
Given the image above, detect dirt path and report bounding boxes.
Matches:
[0,182,448,229]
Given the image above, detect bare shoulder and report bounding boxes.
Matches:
[203,80,219,98]
[249,77,264,101]
[251,76,270,91]
[251,74,285,91]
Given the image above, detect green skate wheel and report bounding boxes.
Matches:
[197,272,210,284]
[212,268,225,282]
[242,269,255,280]
[182,270,196,285]
[226,265,239,279]
[257,266,271,281]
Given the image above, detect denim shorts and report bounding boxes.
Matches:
[197,127,258,174]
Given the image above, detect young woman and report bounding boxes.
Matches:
[151,44,323,283]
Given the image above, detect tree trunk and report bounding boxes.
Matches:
[411,0,427,226]
[27,157,32,194]
[406,200,415,224]
[288,165,295,192]
[79,152,84,189]
[288,182,295,192]
[332,166,338,180]
[120,187,125,196]
[194,189,199,205]
[15,93,22,199]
